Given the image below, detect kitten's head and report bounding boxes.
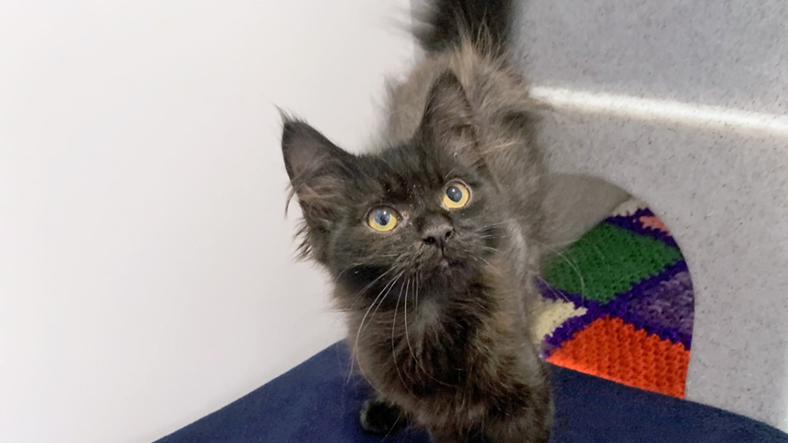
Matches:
[282,73,507,302]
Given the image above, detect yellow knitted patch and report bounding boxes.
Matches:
[530,297,587,345]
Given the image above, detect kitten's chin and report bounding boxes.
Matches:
[428,256,469,276]
[419,248,479,279]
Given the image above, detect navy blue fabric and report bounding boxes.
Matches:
[156,342,788,443]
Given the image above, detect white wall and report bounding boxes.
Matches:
[0,1,413,442]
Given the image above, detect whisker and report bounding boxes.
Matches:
[473,220,512,232]
[413,271,420,311]
[404,278,417,378]
[537,240,587,296]
[347,269,400,383]
[537,276,571,304]
[344,266,397,312]
[367,271,404,324]
[391,277,414,395]
[478,233,506,239]
[405,272,458,388]
[473,255,493,267]
[333,262,363,283]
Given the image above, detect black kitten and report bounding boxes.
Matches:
[281,1,552,442]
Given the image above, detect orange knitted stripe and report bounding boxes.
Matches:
[546,316,689,398]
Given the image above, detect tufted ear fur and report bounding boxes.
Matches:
[420,71,481,167]
[281,118,355,261]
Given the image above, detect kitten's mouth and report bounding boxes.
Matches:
[436,252,462,270]
[428,248,462,272]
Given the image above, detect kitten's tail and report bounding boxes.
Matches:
[413,0,514,58]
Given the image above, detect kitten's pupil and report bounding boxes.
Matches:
[374,209,391,226]
[447,186,463,203]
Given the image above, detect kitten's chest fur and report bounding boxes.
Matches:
[345,259,536,412]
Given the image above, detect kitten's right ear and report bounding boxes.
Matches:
[281,117,354,249]
[420,71,481,167]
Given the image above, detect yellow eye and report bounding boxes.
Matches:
[367,207,399,232]
[442,181,471,209]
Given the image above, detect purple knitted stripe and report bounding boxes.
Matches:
[624,207,655,219]
[619,311,692,350]
[540,260,688,308]
[605,259,688,305]
[538,260,693,350]
[605,261,694,349]
[596,260,692,349]
[627,282,694,334]
[605,208,679,248]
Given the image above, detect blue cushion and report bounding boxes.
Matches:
[156,342,788,443]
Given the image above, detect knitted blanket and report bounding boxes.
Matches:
[534,199,694,398]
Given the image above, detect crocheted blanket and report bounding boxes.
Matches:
[534,199,694,398]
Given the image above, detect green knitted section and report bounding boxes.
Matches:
[542,223,682,303]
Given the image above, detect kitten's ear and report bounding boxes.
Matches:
[281,118,354,258]
[421,71,480,166]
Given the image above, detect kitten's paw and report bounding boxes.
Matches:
[359,398,406,435]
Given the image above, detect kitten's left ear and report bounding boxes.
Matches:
[281,117,355,261]
[420,71,480,166]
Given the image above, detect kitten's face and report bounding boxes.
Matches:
[282,72,503,301]
[327,141,504,296]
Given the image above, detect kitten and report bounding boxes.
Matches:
[281,0,553,442]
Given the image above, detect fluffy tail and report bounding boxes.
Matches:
[414,0,514,57]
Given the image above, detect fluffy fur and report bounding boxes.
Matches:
[281,1,553,441]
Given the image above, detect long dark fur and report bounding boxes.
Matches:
[415,0,515,57]
[281,1,552,442]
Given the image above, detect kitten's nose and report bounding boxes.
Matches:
[421,220,453,246]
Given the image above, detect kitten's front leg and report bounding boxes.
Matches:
[359,396,407,435]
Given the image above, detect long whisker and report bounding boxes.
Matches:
[537,240,587,296]
[478,233,506,239]
[404,278,417,375]
[414,271,420,308]
[404,271,458,388]
[473,255,493,268]
[391,277,414,395]
[333,255,402,284]
[333,262,363,283]
[348,269,401,383]
[367,271,405,324]
[344,266,398,312]
[473,220,512,232]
